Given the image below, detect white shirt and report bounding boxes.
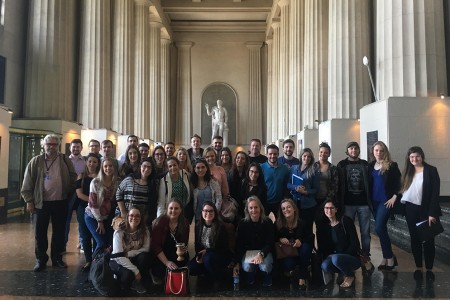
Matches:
[401,172,423,206]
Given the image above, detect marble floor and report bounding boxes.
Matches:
[0,214,448,299]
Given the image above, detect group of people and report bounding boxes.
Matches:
[21,133,442,293]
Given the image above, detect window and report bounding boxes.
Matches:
[0,0,4,26]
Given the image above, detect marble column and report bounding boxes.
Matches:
[78,0,112,129]
[24,0,77,120]
[288,0,305,133]
[377,0,447,100]
[303,0,329,129]
[175,42,194,145]
[328,0,371,119]
[112,0,134,134]
[246,42,263,142]
[133,0,151,138]
[271,20,280,141]
[161,33,172,142]
[265,38,273,143]
[278,0,290,137]
[149,14,162,141]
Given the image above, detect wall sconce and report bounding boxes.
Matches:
[440,93,445,99]
[363,56,379,102]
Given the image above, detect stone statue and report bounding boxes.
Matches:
[205,99,229,145]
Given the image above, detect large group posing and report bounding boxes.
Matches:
[21,133,442,294]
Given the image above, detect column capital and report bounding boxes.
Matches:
[265,38,273,45]
[271,18,280,29]
[176,41,194,49]
[245,41,263,49]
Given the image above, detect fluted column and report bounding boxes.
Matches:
[265,39,273,143]
[303,0,329,129]
[328,0,371,119]
[149,14,162,141]
[24,0,77,120]
[161,33,171,142]
[288,0,305,132]
[246,42,263,142]
[377,0,447,100]
[271,20,280,141]
[278,0,290,137]
[78,0,112,129]
[133,0,151,138]
[175,42,194,145]
[112,0,134,134]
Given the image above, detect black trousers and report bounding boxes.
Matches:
[33,199,68,263]
[404,202,435,269]
[109,252,150,289]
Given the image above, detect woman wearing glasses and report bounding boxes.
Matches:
[152,146,168,179]
[188,201,232,279]
[316,199,361,288]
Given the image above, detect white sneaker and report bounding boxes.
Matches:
[322,270,333,285]
[150,272,163,285]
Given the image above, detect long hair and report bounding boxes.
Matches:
[243,195,267,223]
[95,157,118,207]
[197,201,221,247]
[82,153,101,181]
[134,157,156,180]
[300,148,315,179]
[219,147,232,166]
[401,146,426,192]
[203,146,217,165]
[369,141,392,174]
[176,147,193,173]
[245,162,265,186]
[123,206,147,248]
[124,144,141,165]
[276,198,299,230]
[152,145,167,165]
[190,159,212,188]
[168,198,188,237]
[230,151,249,180]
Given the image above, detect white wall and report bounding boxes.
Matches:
[0,109,12,188]
[361,97,450,195]
[319,119,360,164]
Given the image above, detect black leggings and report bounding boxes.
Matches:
[109,252,150,289]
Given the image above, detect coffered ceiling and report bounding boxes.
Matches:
[160,0,273,33]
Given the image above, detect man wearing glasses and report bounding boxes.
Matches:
[21,134,77,272]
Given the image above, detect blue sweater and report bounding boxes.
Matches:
[261,162,290,204]
[287,165,319,209]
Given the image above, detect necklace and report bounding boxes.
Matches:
[169,222,178,234]
[44,155,57,172]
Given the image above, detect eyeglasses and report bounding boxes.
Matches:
[154,153,164,156]
[324,207,336,210]
[202,209,214,214]
[45,143,58,146]
[129,214,141,218]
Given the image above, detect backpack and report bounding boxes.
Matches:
[89,246,124,296]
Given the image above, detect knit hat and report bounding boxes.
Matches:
[346,141,359,149]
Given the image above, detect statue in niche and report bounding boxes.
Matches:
[205,99,229,145]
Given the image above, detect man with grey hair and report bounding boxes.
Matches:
[21,134,77,272]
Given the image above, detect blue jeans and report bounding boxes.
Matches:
[76,202,95,262]
[321,254,361,277]
[241,252,273,274]
[373,201,393,259]
[344,205,371,257]
[278,242,313,279]
[188,249,232,279]
[84,213,113,252]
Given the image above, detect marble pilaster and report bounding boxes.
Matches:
[328,0,371,119]
[303,0,329,129]
[271,20,280,141]
[175,42,194,145]
[133,0,151,138]
[246,42,263,142]
[112,0,134,134]
[24,0,77,120]
[161,33,172,142]
[149,14,162,141]
[278,0,290,137]
[376,0,448,99]
[265,38,273,143]
[288,0,305,133]
[78,0,112,129]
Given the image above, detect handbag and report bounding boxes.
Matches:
[220,195,239,223]
[244,250,261,263]
[416,219,444,242]
[165,267,190,296]
[274,242,298,259]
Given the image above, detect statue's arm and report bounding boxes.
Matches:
[205,104,212,116]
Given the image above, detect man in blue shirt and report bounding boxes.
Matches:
[261,144,290,216]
